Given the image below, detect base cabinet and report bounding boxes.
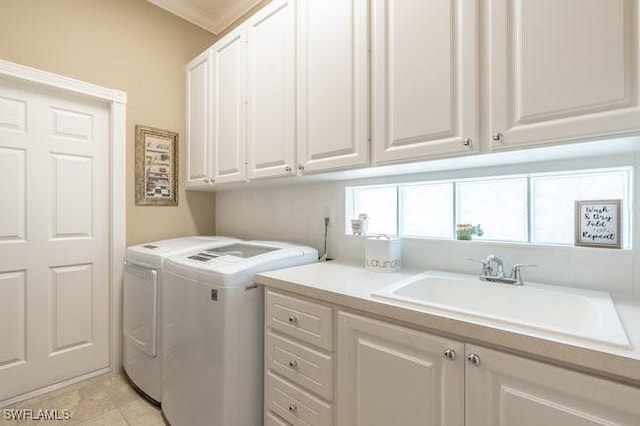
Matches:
[337,312,464,426]
[465,345,640,426]
[264,291,640,426]
[264,290,335,425]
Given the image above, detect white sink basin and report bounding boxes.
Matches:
[372,271,630,349]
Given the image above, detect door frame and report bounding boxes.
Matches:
[0,59,127,372]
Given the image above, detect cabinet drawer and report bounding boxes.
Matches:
[266,411,290,426]
[266,290,333,351]
[266,330,334,401]
[266,371,333,426]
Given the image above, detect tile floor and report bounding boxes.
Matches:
[1,372,165,425]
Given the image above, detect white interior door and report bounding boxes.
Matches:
[0,78,109,401]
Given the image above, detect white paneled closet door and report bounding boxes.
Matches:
[0,79,109,401]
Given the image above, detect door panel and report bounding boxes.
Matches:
[0,96,26,131]
[465,345,640,426]
[246,0,296,180]
[489,0,640,149]
[0,271,26,368]
[338,312,464,426]
[50,264,93,353]
[211,28,247,183]
[0,79,109,401]
[51,154,93,238]
[186,50,211,188]
[372,0,479,163]
[0,147,26,241]
[297,0,369,172]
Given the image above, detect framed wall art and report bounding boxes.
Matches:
[574,199,621,249]
[135,125,178,206]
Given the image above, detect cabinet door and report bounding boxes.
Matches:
[489,0,640,150]
[297,0,369,173]
[465,345,640,426]
[185,50,213,189]
[338,312,464,426]
[246,0,296,180]
[372,0,478,164]
[211,26,247,184]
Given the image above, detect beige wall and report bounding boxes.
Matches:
[0,0,218,245]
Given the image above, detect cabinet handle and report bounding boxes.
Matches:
[444,349,456,361]
[297,164,305,172]
[492,132,504,144]
[203,177,210,184]
[289,359,298,368]
[288,404,298,412]
[285,166,292,173]
[462,138,472,148]
[288,315,298,324]
[467,353,481,366]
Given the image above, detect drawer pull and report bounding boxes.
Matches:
[288,359,298,368]
[288,315,298,324]
[288,404,298,412]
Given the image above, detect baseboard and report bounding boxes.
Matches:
[0,367,112,408]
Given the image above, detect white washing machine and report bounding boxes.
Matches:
[162,241,318,426]
[122,236,240,404]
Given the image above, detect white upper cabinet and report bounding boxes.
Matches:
[372,0,479,164]
[296,0,370,174]
[488,0,640,150]
[187,0,640,190]
[211,26,247,184]
[246,0,296,180]
[185,50,213,189]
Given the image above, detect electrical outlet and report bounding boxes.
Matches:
[323,206,334,226]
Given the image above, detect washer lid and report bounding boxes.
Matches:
[125,236,241,268]
[187,243,278,263]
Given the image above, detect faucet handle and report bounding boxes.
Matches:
[469,258,492,276]
[511,264,537,285]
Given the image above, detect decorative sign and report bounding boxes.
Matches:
[574,199,621,249]
[135,125,178,206]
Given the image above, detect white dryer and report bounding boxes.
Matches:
[122,236,240,404]
[162,241,318,426]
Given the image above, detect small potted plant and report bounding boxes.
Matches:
[456,223,483,240]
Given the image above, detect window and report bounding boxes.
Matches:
[531,170,629,245]
[345,167,632,247]
[350,185,397,235]
[400,183,453,238]
[457,177,528,242]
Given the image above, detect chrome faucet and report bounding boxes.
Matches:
[485,254,505,278]
[469,255,536,285]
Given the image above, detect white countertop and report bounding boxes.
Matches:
[257,261,640,387]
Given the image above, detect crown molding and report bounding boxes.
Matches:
[148,0,263,35]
